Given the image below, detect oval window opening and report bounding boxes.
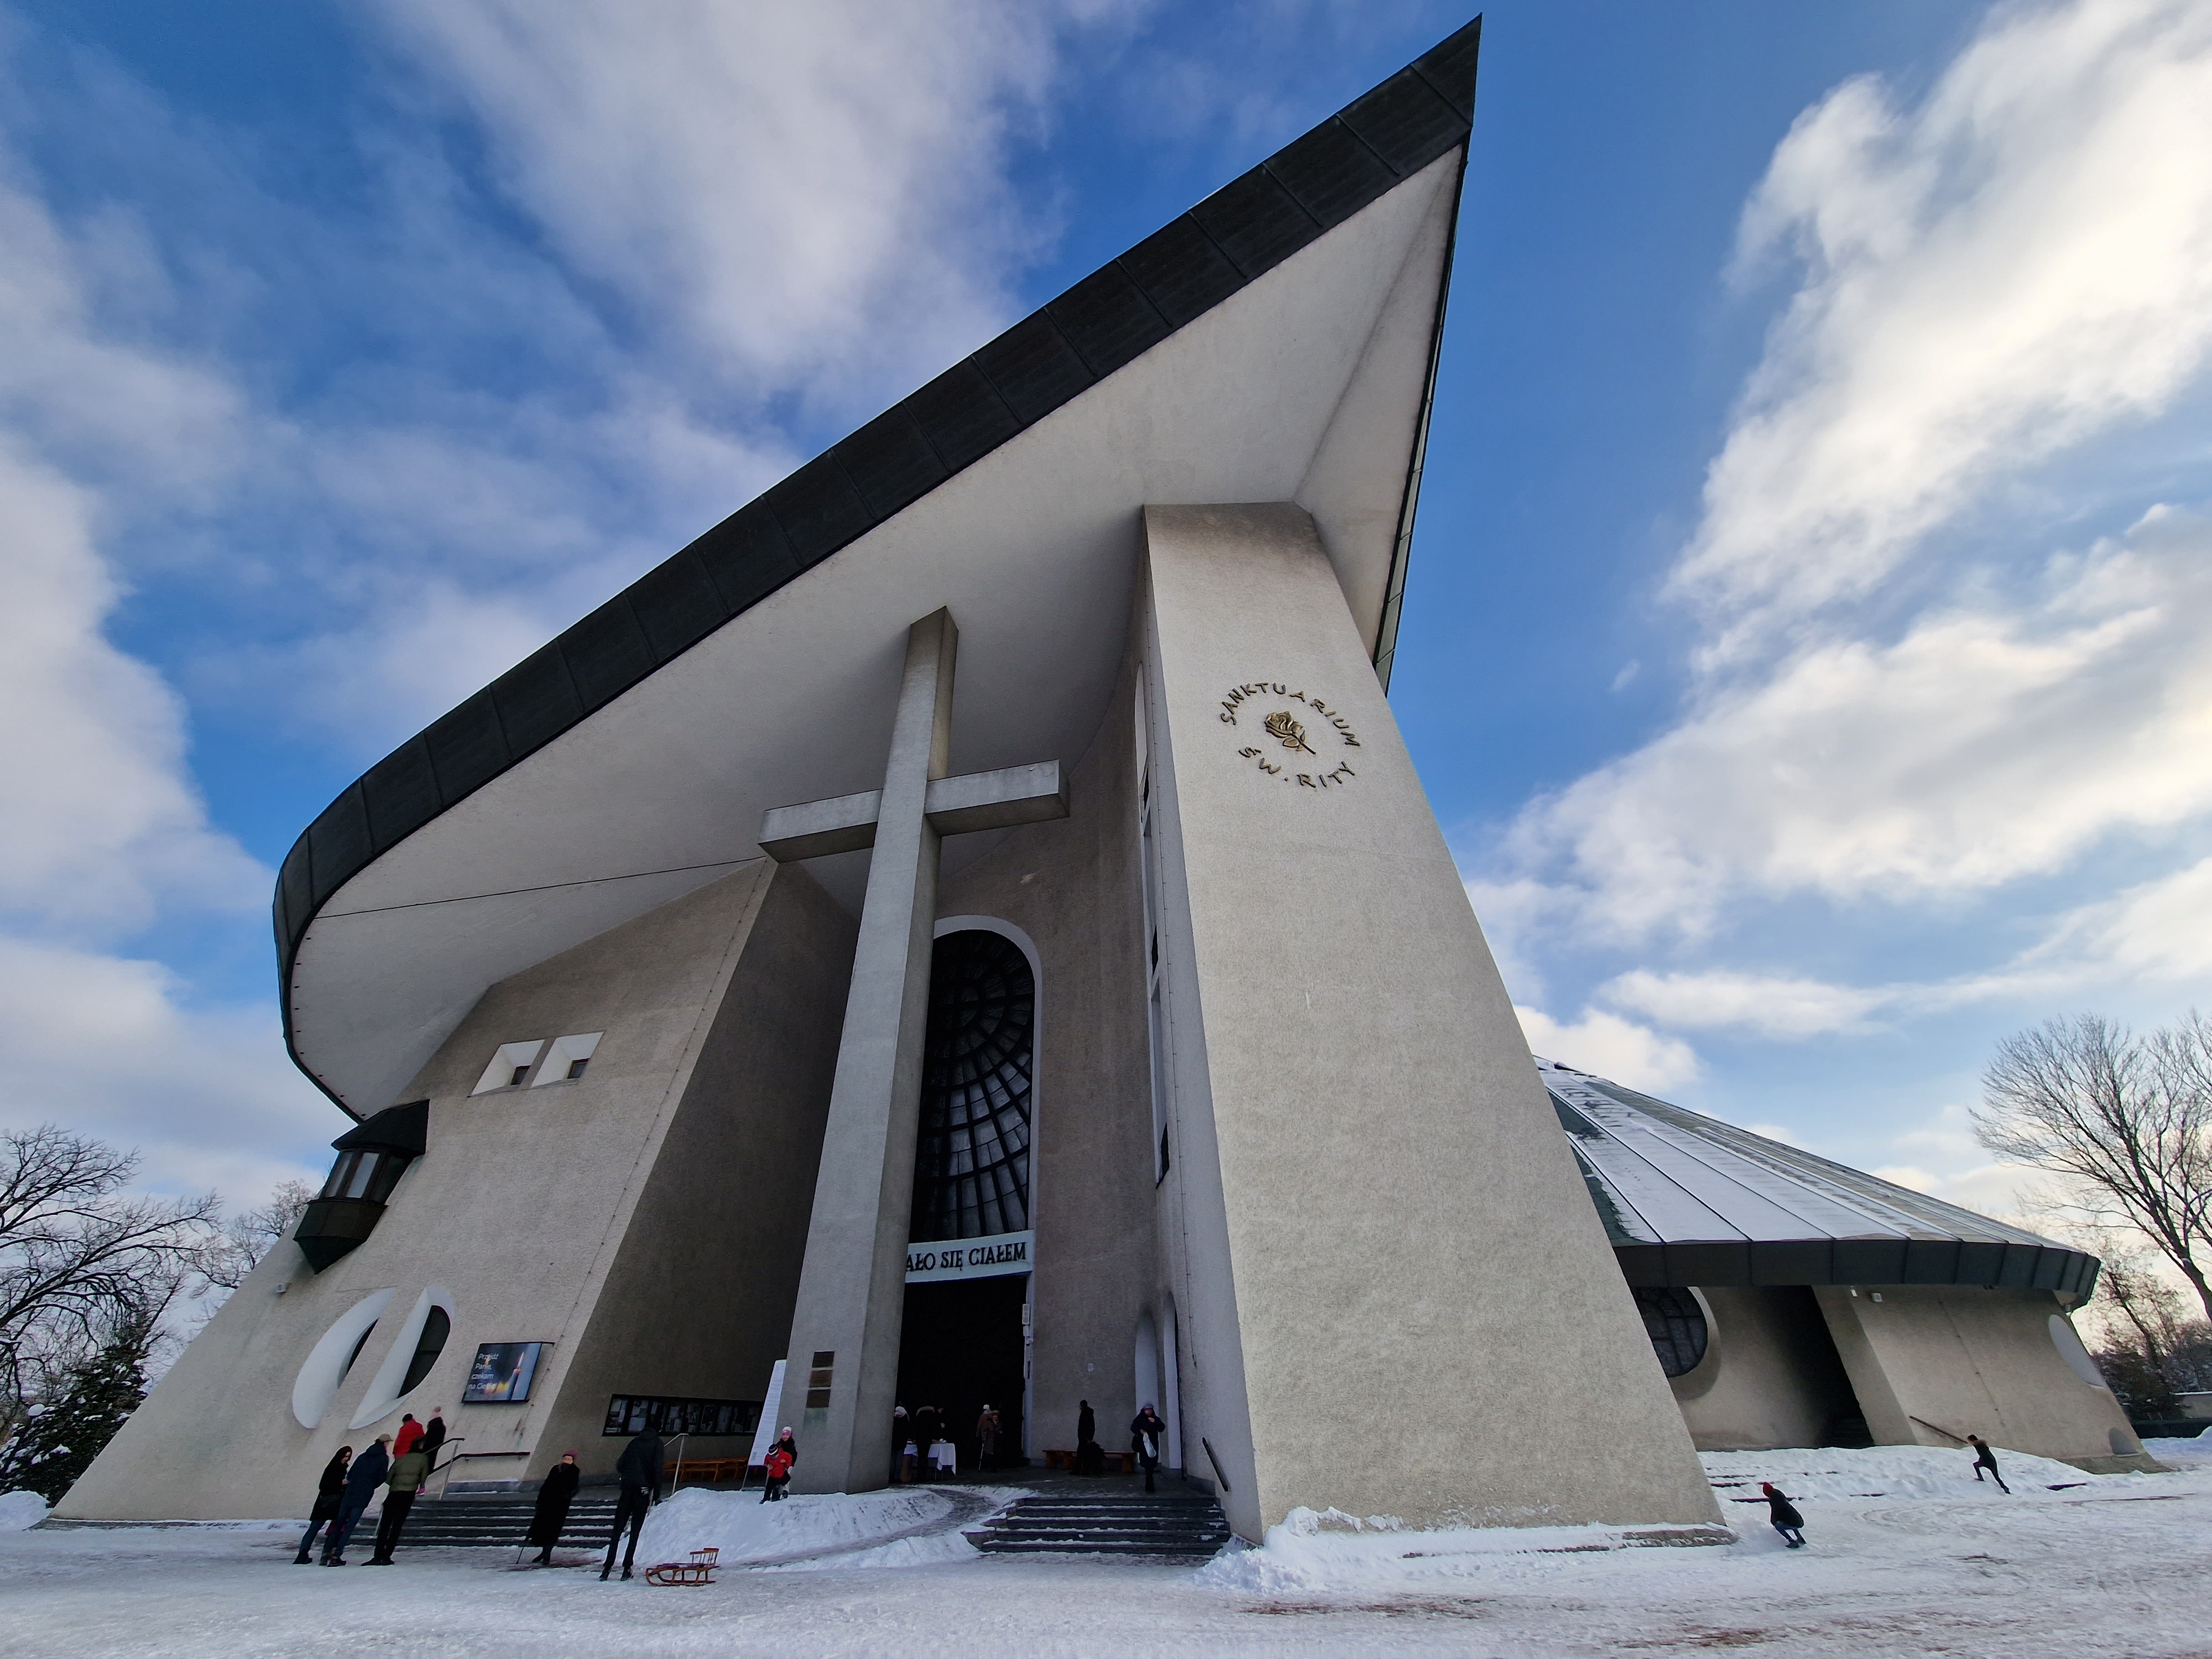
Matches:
[401,1307,450,1396]
[1635,1286,1709,1378]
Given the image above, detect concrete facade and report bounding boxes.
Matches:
[61,862,853,1518]
[1670,1288,1861,1453]
[1813,1286,2148,1469]
[1135,503,1720,1536]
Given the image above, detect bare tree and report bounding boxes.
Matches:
[195,1180,315,1295]
[0,1126,222,1408]
[1975,1013,2212,1321]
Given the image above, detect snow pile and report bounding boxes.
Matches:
[0,1493,49,1533]
[2142,1434,2212,1466]
[634,1485,987,1569]
[1703,1443,2119,1501]
[1196,1506,1703,1594]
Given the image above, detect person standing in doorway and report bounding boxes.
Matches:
[1075,1401,1100,1477]
[976,1404,1001,1473]
[890,1406,909,1483]
[324,1434,390,1564]
[599,1428,663,1581]
[1966,1435,2011,1493]
[294,1446,351,1563]
[368,1439,431,1563]
[914,1403,939,1461]
[1760,1482,1806,1547]
[528,1452,581,1564]
[1130,1405,1166,1494]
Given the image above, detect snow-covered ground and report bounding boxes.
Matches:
[3,1447,2208,1657]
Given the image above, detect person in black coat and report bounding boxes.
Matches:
[1760,1482,1806,1548]
[324,1435,390,1564]
[599,1430,663,1581]
[1130,1406,1166,1494]
[1966,1434,2011,1494]
[527,1452,581,1564]
[418,1407,447,1467]
[1075,1401,1101,1477]
[294,1447,352,1563]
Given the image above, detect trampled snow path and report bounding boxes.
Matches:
[4,1451,2209,1657]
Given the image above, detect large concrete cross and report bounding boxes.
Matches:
[762,608,1066,1493]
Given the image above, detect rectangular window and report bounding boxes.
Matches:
[1137,681,1172,1185]
[531,1031,603,1087]
[600,1392,758,1437]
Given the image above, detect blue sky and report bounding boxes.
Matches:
[4,0,2210,1225]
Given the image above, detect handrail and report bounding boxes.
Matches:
[422,1438,467,1499]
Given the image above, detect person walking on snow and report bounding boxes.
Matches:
[599,1428,663,1581]
[527,1452,581,1564]
[368,1441,430,1563]
[1131,1406,1166,1494]
[1966,1434,2010,1493]
[324,1434,390,1564]
[294,1446,351,1563]
[1760,1482,1806,1548]
[762,1428,799,1501]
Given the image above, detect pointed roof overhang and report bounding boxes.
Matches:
[280,20,1481,1116]
[1538,1061,2100,1298]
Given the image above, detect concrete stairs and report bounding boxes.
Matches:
[388,1491,624,1551]
[966,1483,1231,1560]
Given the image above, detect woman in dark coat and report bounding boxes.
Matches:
[294,1447,352,1564]
[1760,1481,1806,1548]
[527,1452,581,1564]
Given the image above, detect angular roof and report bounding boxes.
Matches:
[1538,1060,2098,1297]
[279,21,1484,1115]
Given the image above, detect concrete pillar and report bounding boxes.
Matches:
[782,609,957,1494]
[1139,504,1718,1535]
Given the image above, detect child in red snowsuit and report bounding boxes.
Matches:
[762,1443,794,1504]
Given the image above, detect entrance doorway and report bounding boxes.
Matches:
[895,926,1037,1474]
[897,1273,1028,1472]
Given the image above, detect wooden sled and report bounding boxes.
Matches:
[644,1547,719,1585]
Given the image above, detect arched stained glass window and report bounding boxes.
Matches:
[910,930,1034,1243]
[1634,1286,1708,1378]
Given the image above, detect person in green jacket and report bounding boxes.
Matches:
[368,1444,432,1564]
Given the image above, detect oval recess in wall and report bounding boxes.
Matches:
[293,1288,395,1430]
[349,1285,457,1429]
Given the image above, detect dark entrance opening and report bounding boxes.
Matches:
[894,928,1036,1473]
[897,1273,1028,1472]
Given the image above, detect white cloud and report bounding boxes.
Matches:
[1682,0,2212,656]
[1515,1005,1700,1094]
[1601,968,1890,1037]
[1496,500,2212,942]
[366,0,1126,413]
[0,938,328,1200]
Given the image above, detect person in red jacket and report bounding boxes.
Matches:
[761,1428,797,1503]
[392,1414,424,1458]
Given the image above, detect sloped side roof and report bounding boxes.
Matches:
[272,18,1483,1035]
[1537,1060,2098,1297]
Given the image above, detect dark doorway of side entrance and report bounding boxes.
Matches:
[896,1272,1028,1477]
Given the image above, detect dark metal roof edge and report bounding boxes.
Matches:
[275,19,1484,1113]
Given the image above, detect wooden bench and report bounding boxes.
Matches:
[664,1457,752,1486]
[1042,1448,1136,1474]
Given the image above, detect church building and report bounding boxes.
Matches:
[60,18,2140,1540]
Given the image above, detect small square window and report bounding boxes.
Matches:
[531,1032,603,1087]
[472,1041,546,1095]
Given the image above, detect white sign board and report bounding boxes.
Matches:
[905,1230,1035,1284]
[746,1359,786,1468]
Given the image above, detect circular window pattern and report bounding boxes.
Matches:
[1635,1286,1709,1378]
[910,930,1033,1243]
